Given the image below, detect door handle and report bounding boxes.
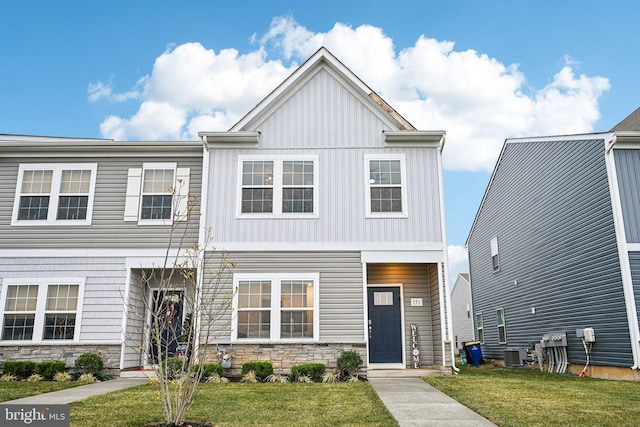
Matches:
[368,325,372,339]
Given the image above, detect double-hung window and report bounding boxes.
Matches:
[491,237,500,272]
[1,279,84,342]
[12,163,97,225]
[365,154,407,217]
[497,308,507,344]
[233,273,319,341]
[124,163,190,224]
[238,156,318,217]
[475,313,484,343]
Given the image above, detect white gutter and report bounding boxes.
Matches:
[604,134,640,370]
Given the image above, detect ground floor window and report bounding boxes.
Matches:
[497,308,507,344]
[475,312,484,343]
[233,273,319,341]
[1,279,84,342]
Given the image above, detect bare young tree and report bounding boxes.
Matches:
[128,180,234,426]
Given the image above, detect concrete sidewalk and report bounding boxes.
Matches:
[4,377,148,405]
[369,377,497,426]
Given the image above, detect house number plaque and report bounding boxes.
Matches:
[410,323,421,368]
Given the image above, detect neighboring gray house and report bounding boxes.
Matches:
[450,273,474,353]
[0,136,202,373]
[0,47,455,375]
[467,110,640,380]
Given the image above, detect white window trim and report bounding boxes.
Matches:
[236,155,319,219]
[491,237,500,272]
[11,163,98,226]
[0,277,85,343]
[475,312,484,344]
[364,154,408,218]
[497,307,507,344]
[124,163,189,225]
[231,272,320,342]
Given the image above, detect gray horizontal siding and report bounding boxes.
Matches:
[614,149,640,243]
[468,139,632,367]
[207,146,442,244]
[0,156,201,249]
[451,277,474,349]
[0,257,126,343]
[629,252,640,330]
[202,251,364,342]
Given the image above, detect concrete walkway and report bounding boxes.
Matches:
[369,377,497,426]
[4,377,148,405]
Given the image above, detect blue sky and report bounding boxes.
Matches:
[2,1,638,282]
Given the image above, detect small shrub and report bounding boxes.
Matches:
[162,357,183,379]
[78,373,96,383]
[321,371,339,383]
[74,353,104,374]
[296,374,313,383]
[149,377,160,385]
[193,363,224,381]
[36,361,66,380]
[241,370,259,383]
[0,374,17,382]
[3,361,36,379]
[204,373,229,383]
[345,374,360,382]
[27,373,44,382]
[337,350,363,375]
[265,373,289,383]
[53,371,72,382]
[290,363,325,381]
[240,361,273,379]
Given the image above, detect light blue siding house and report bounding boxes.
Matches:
[467,109,640,380]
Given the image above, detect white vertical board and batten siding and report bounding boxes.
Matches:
[468,139,633,367]
[0,156,202,249]
[205,68,442,245]
[203,251,364,343]
[0,257,125,342]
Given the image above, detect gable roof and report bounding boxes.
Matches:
[611,107,640,131]
[228,47,415,132]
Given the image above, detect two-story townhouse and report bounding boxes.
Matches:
[0,135,202,373]
[197,48,454,375]
[466,108,640,380]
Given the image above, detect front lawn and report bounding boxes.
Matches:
[0,381,83,402]
[423,364,640,426]
[70,382,397,427]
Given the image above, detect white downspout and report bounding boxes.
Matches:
[435,133,458,372]
[604,134,640,370]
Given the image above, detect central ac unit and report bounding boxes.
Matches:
[504,348,527,367]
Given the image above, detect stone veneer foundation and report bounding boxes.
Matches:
[0,343,121,376]
[203,343,367,378]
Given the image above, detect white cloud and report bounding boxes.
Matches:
[94,16,610,171]
[447,245,469,289]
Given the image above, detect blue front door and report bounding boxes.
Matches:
[368,287,403,363]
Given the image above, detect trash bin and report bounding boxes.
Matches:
[464,341,484,366]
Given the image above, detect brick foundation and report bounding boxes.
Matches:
[202,343,367,378]
[0,343,121,376]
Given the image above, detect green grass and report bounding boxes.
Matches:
[0,381,83,402]
[422,364,640,427]
[70,382,398,427]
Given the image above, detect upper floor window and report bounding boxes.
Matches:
[1,279,84,342]
[238,156,318,217]
[12,163,97,226]
[232,273,319,341]
[365,154,407,217]
[124,163,191,224]
[491,237,500,272]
